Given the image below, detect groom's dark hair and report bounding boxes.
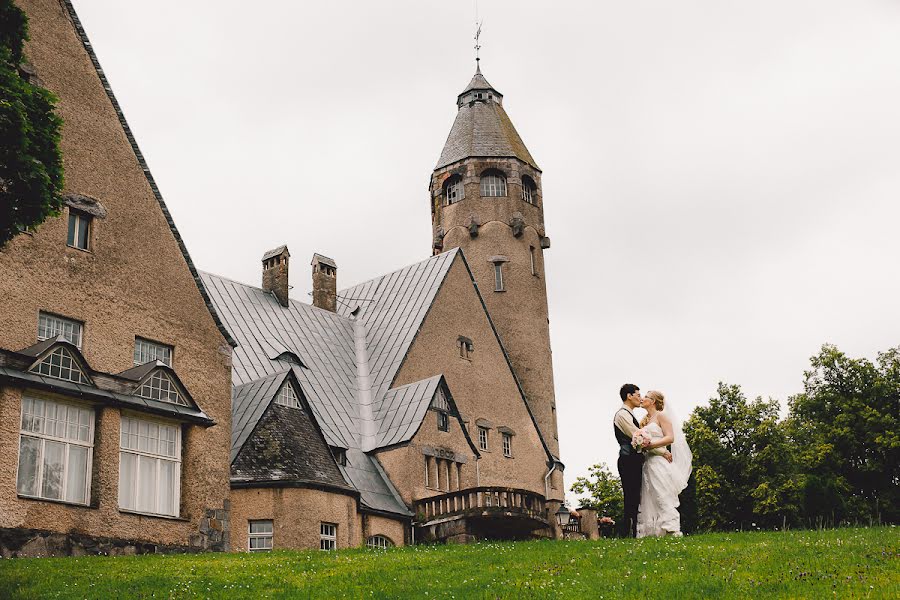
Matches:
[620,383,639,402]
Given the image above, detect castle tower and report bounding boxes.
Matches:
[430,66,561,464]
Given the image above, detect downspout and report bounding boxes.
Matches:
[544,461,557,500]
[351,310,376,451]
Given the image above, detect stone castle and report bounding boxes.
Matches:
[0,0,567,555]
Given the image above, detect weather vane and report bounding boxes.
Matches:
[474,0,483,67]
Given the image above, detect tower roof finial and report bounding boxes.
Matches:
[474,0,482,71]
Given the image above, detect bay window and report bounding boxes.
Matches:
[118,415,181,517]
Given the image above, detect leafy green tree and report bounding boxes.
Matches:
[0,0,64,247]
[787,345,900,525]
[684,383,802,531]
[569,462,623,524]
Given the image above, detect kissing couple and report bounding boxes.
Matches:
[614,384,693,538]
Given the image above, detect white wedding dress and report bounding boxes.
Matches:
[636,421,692,538]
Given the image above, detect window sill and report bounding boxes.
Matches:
[17,494,95,509]
[119,508,188,522]
[493,289,506,293]
[65,244,93,254]
[503,455,514,459]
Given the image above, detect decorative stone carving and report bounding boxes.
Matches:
[433,227,445,250]
[467,214,481,238]
[540,236,551,249]
[509,212,525,238]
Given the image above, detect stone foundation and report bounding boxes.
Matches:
[0,527,202,558]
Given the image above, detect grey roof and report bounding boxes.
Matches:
[231,369,291,462]
[58,0,235,348]
[18,336,67,358]
[436,69,539,170]
[461,67,500,95]
[117,360,168,381]
[374,375,443,448]
[311,253,337,268]
[262,245,290,261]
[201,248,460,516]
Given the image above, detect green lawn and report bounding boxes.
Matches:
[0,527,897,599]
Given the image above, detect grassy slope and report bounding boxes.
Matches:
[0,528,897,599]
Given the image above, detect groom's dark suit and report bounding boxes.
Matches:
[614,407,644,538]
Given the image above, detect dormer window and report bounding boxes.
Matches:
[274,380,301,409]
[431,387,451,432]
[522,175,537,205]
[331,447,347,466]
[135,370,188,406]
[480,170,507,197]
[443,175,463,205]
[30,346,91,384]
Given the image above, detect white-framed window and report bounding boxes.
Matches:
[493,262,505,292]
[521,175,537,205]
[134,338,173,367]
[135,370,188,407]
[118,415,181,517]
[444,175,463,205]
[530,246,538,276]
[478,426,489,451]
[480,171,507,197]
[502,432,512,457]
[38,312,83,348]
[320,522,337,550]
[366,535,393,549]
[274,380,301,409]
[30,346,91,384]
[249,520,273,551]
[17,396,93,505]
[67,210,91,250]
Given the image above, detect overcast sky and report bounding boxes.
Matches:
[72,0,900,502]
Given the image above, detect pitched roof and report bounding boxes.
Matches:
[436,69,539,170]
[201,249,459,516]
[58,0,235,348]
[262,245,289,261]
[373,375,443,448]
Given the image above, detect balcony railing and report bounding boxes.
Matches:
[414,486,547,524]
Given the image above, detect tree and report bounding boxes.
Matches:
[787,345,900,525]
[569,462,623,525]
[683,383,802,531]
[0,0,64,247]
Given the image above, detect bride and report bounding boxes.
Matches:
[636,390,692,538]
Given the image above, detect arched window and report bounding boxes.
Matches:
[521,176,537,205]
[480,170,507,197]
[366,535,394,549]
[443,175,463,205]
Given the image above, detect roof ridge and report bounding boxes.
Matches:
[338,248,460,298]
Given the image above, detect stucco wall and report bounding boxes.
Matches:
[230,487,407,551]
[0,0,232,550]
[383,256,552,503]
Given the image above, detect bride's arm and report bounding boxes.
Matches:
[646,414,675,449]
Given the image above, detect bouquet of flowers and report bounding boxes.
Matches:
[631,428,652,452]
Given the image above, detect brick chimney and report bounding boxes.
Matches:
[311,253,337,312]
[262,245,290,307]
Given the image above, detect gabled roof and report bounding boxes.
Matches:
[436,68,539,170]
[58,0,235,348]
[202,250,459,517]
[373,375,443,448]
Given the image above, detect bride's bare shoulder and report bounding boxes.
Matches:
[657,412,672,425]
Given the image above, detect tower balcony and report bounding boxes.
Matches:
[413,486,551,543]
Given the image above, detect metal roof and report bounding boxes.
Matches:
[201,248,459,516]
[373,375,443,448]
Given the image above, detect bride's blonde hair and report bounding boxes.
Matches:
[640,390,665,427]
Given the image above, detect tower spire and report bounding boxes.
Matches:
[474,0,482,70]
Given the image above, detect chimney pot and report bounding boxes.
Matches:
[261,245,290,307]
[311,253,338,312]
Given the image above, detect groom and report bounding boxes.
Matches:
[614,383,672,537]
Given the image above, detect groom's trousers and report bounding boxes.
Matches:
[617,453,644,538]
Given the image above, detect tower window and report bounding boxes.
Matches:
[478,426,489,451]
[493,262,504,292]
[480,170,507,197]
[522,176,537,205]
[443,175,463,205]
[458,336,474,360]
[502,432,512,457]
[530,246,538,276]
[67,210,91,251]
